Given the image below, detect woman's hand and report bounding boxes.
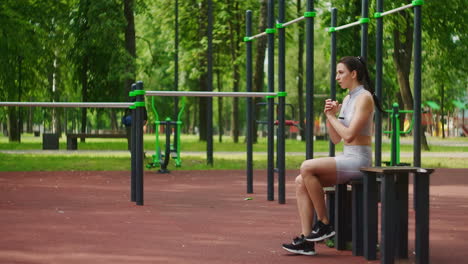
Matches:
[324,99,340,116]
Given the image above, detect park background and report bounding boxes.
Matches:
[1,1,468,264]
[0,0,467,167]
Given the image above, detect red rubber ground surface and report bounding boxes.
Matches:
[0,168,466,264]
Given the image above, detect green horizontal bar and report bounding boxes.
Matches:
[412,0,424,6]
[266,95,276,99]
[277,91,287,97]
[129,105,136,110]
[328,27,336,33]
[134,102,146,107]
[276,23,284,29]
[129,91,135,97]
[243,36,252,42]
[374,12,382,18]
[304,11,316,18]
[265,28,276,34]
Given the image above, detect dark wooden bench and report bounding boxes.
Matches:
[358,166,434,264]
[66,133,128,150]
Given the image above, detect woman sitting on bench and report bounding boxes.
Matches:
[282,56,382,255]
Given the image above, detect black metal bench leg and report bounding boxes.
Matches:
[352,182,363,256]
[363,172,378,260]
[415,172,430,264]
[335,183,348,250]
[381,173,396,264]
[396,172,409,259]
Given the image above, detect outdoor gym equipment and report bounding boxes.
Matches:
[384,103,414,166]
[147,96,185,173]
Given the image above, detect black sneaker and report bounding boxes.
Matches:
[305,220,335,242]
[282,235,317,255]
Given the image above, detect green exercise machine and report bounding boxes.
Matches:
[147,96,185,173]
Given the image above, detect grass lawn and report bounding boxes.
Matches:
[0,133,467,171]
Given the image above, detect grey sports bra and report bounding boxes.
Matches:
[338,85,373,136]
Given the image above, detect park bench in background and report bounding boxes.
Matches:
[66,132,128,150]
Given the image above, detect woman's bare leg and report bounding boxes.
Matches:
[295,175,314,235]
[300,157,337,224]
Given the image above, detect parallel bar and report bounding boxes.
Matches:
[0,102,132,108]
[247,31,268,41]
[145,91,276,98]
[334,21,360,31]
[282,16,306,27]
[380,4,413,17]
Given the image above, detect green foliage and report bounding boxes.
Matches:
[0,0,466,138]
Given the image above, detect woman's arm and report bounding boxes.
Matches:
[325,94,374,144]
[323,98,343,144]
[326,120,342,144]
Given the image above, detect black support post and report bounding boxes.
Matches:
[206,0,214,166]
[375,0,383,166]
[413,3,422,167]
[245,10,254,194]
[360,0,369,59]
[305,0,314,159]
[266,0,275,201]
[130,83,137,202]
[329,8,337,157]
[135,81,145,206]
[277,0,286,204]
[173,0,179,152]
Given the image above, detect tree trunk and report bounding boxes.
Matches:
[297,0,305,141]
[252,0,268,143]
[441,85,445,138]
[124,0,136,98]
[227,0,241,143]
[216,69,223,142]
[8,108,20,142]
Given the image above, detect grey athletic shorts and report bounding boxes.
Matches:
[334,145,372,184]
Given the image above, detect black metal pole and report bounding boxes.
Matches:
[305,0,314,160]
[329,8,337,158]
[206,0,214,166]
[375,0,383,166]
[277,0,286,204]
[391,103,399,166]
[246,10,254,194]
[173,0,179,151]
[361,0,369,59]
[130,83,136,202]
[413,3,422,167]
[267,0,275,201]
[135,81,145,205]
